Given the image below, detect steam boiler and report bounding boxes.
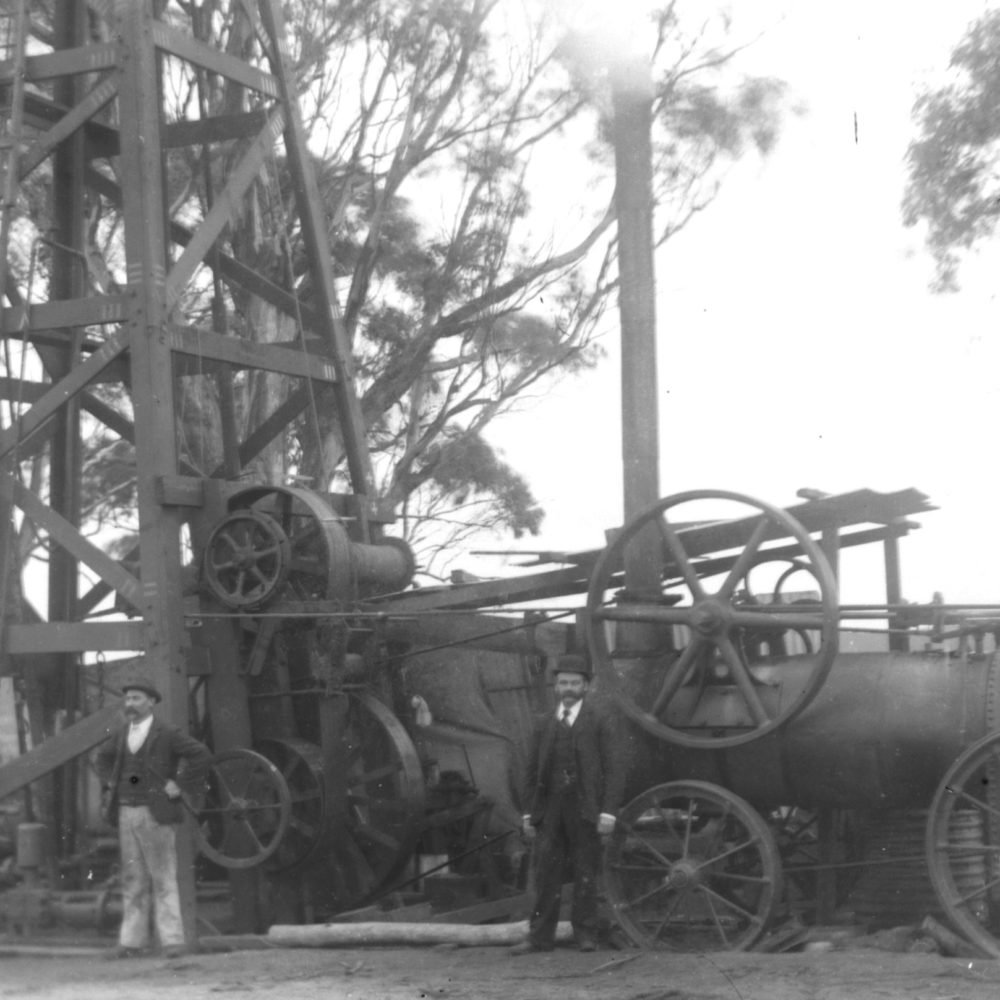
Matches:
[579,488,1000,957]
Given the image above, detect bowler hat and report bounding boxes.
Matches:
[120,676,162,703]
[553,653,591,679]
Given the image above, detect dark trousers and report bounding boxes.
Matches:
[528,787,602,947]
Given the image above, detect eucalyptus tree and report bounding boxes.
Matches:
[18,1,790,576]
[904,9,1000,291]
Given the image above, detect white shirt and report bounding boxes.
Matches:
[127,714,153,754]
[556,700,582,726]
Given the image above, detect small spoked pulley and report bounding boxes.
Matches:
[194,749,292,869]
[586,489,839,748]
[926,731,1000,958]
[604,781,782,951]
[203,508,292,609]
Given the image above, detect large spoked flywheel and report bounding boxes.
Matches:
[323,692,426,908]
[926,731,1000,958]
[604,780,782,951]
[587,489,839,748]
[255,737,328,872]
[194,749,292,869]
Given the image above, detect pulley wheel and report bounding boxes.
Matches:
[203,508,291,609]
[604,780,782,951]
[926,730,1000,958]
[217,486,355,601]
[194,749,292,869]
[586,489,838,748]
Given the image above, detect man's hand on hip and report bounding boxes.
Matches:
[597,813,616,837]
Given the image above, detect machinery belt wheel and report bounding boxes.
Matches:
[586,489,839,748]
[604,780,782,951]
[306,692,426,910]
[335,692,425,904]
[203,508,292,610]
[194,749,292,870]
[926,731,1000,958]
[254,737,327,872]
[203,485,354,609]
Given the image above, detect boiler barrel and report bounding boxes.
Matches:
[633,651,1000,810]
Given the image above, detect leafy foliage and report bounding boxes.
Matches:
[903,10,1000,290]
[8,0,790,570]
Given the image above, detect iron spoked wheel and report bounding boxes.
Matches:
[605,781,782,951]
[255,737,327,872]
[195,749,292,869]
[203,509,292,609]
[738,557,823,660]
[586,490,838,748]
[221,486,355,602]
[326,692,426,908]
[927,731,1000,958]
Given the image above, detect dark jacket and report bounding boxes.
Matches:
[524,698,627,825]
[95,715,212,826]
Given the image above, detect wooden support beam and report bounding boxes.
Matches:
[85,167,321,330]
[18,75,119,180]
[0,328,128,462]
[5,622,145,653]
[371,566,591,612]
[165,107,285,309]
[0,703,121,803]
[1,295,130,334]
[0,43,119,82]
[6,474,144,610]
[152,23,279,97]
[167,323,338,382]
[260,0,376,510]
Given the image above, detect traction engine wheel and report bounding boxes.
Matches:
[586,489,839,748]
[195,749,292,869]
[926,731,1000,958]
[604,780,782,951]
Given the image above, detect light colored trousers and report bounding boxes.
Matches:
[118,805,185,949]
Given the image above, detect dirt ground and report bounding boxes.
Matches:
[1,942,999,1000]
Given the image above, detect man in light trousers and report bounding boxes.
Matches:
[95,676,211,958]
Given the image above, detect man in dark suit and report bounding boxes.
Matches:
[511,653,627,954]
[95,676,211,959]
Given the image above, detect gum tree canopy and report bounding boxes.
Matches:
[904,10,1000,291]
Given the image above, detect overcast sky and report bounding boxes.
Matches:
[479,0,1000,605]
